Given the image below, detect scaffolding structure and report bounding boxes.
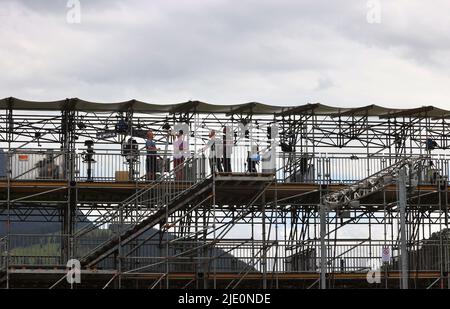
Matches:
[0,98,449,289]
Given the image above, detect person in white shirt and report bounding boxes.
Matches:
[222,126,233,173]
[204,130,223,174]
[173,130,188,180]
[261,145,276,174]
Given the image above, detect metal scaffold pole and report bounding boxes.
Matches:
[212,169,217,289]
[5,104,13,289]
[262,192,267,289]
[320,203,327,289]
[398,167,408,289]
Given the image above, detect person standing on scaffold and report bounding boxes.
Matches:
[173,129,188,180]
[145,129,159,181]
[203,130,223,174]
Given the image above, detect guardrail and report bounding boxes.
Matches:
[111,239,450,274]
[3,235,450,275]
[4,234,63,266]
[1,148,449,185]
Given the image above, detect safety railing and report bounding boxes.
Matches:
[278,153,450,185]
[74,145,273,182]
[115,239,450,274]
[3,234,450,275]
[1,148,449,186]
[4,234,64,266]
[281,239,450,273]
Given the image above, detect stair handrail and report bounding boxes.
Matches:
[323,155,430,209]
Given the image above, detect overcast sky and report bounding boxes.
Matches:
[1,0,450,109]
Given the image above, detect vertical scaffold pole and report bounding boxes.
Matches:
[398,167,408,289]
[262,192,267,289]
[320,203,327,289]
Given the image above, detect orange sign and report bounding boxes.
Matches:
[18,154,29,161]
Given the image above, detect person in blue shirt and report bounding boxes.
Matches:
[146,129,158,180]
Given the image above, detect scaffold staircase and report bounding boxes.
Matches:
[322,156,428,210]
[78,156,214,267]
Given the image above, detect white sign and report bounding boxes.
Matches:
[381,247,390,263]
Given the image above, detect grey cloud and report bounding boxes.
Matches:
[315,77,334,91]
[1,1,450,108]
